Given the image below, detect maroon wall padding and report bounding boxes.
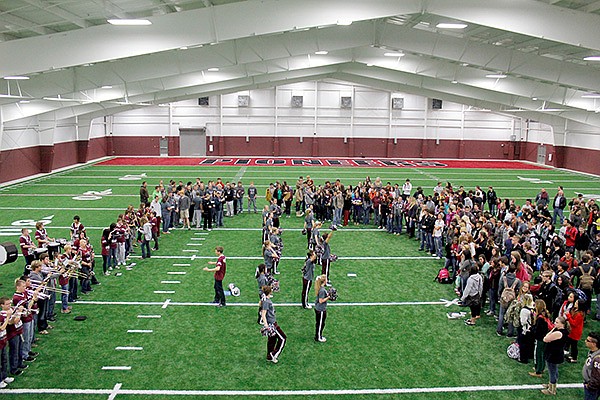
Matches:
[555,146,600,175]
[52,141,78,170]
[39,146,55,173]
[88,137,108,160]
[76,140,89,163]
[167,137,180,156]
[0,146,41,183]
[112,136,160,156]
[278,137,313,156]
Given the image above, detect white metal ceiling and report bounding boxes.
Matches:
[1,0,600,134]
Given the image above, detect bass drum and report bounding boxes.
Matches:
[0,242,18,265]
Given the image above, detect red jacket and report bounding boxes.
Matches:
[567,311,584,341]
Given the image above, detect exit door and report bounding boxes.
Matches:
[537,145,546,165]
[159,138,168,156]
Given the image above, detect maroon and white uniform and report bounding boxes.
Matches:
[35,228,49,247]
[0,311,7,350]
[70,222,86,241]
[12,292,33,325]
[19,234,35,257]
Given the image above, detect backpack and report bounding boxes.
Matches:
[500,276,518,308]
[435,268,452,284]
[579,266,595,291]
[506,301,524,328]
[507,342,520,360]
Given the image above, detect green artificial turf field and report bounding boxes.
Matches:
[0,161,598,399]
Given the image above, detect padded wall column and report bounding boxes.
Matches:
[38,114,56,173]
[75,116,92,163]
[273,138,280,156]
[348,138,355,157]
[311,137,318,157]
[386,139,394,158]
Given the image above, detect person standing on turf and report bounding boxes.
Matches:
[19,228,36,275]
[204,246,226,307]
[314,275,330,342]
[247,182,258,213]
[260,285,286,363]
[301,251,317,309]
[139,181,149,207]
[320,230,334,285]
[583,331,600,400]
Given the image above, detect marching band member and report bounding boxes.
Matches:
[78,239,93,294]
[0,297,14,386]
[34,221,53,248]
[61,244,79,303]
[28,261,49,335]
[13,280,36,364]
[260,285,286,364]
[6,299,25,376]
[39,254,57,323]
[301,251,317,309]
[19,228,36,275]
[314,275,330,343]
[69,215,86,242]
[115,216,127,267]
[268,227,283,275]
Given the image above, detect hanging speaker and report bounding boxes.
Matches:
[291,96,303,108]
[0,242,18,265]
[198,97,209,106]
[432,99,443,109]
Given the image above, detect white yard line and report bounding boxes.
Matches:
[167,272,187,275]
[162,299,172,309]
[107,383,123,400]
[115,347,143,351]
[70,299,460,307]
[127,330,153,333]
[101,366,131,371]
[233,166,247,182]
[137,315,161,319]
[0,383,583,396]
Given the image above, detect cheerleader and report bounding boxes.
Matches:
[320,230,334,285]
[263,241,279,276]
[260,285,286,363]
[314,275,330,342]
[301,251,317,309]
[269,227,283,275]
[255,264,268,323]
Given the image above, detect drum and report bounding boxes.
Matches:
[34,247,47,260]
[0,242,18,265]
[48,242,61,255]
[57,238,69,247]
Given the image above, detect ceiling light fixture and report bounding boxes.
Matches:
[3,76,29,80]
[436,23,468,29]
[384,52,405,57]
[207,68,219,72]
[337,19,353,26]
[451,80,458,84]
[179,46,188,50]
[366,63,374,67]
[107,19,152,26]
[583,56,600,61]
[19,100,30,103]
[315,50,328,55]
[485,74,507,79]
[582,93,600,98]
[101,85,113,89]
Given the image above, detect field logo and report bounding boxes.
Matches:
[119,173,147,181]
[0,215,54,236]
[517,176,553,184]
[72,189,112,201]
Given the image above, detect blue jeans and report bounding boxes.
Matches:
[47,291,56,319]
[0,346,7,381]
[496,305,515,336]
[553,208,564,225]
[216,209,224,226]
[488,288,498,314]
[434,236,443,258]
[393,215,403,233]
[68,277,78,302]
[333,208,343,226]
[141,239,151,258]
[386,217,394,233]
[162,213,171,232]
[585,386,600,400]
[362,207,370,224]
[8,335,22,373]
[546,362,559,384]
[248,198,257,213]
[20,321,33,360]
[61,284,69,310]
[237,198,244,213]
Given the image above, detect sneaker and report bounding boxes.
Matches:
[485,310,495,316]
[47,325,54,329]
[104,272,110,276]
[24,356,36,362]
[18,365,29,371]
[61,309,71,314]
[268,357,278,364]
[0,381,7,389]
[464,320,475,326]
[48,317,56,322]
[11,370,22,377]
[496,331,503,337]
[274,271,280,275]
[304,305,312,309]
[316,337,327,342]
[528,372,542,378]
[4,377,14,383]
[108,267,113,271]
[28,352,38,357]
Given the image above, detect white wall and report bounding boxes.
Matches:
[3,80,600,151]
